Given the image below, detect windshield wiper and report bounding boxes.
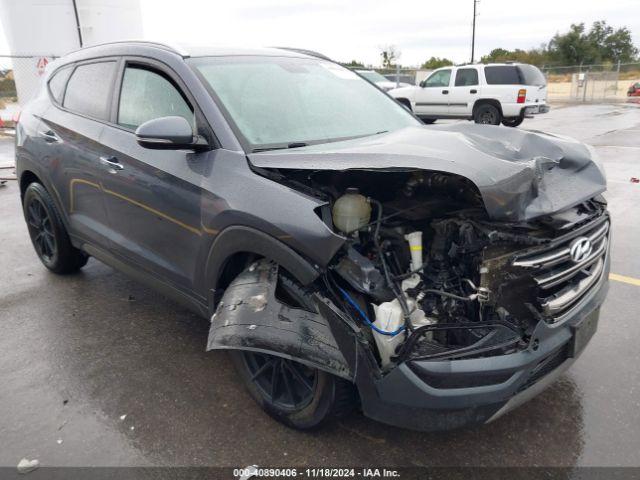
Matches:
[251,131,390,153]
[252,142,308,153]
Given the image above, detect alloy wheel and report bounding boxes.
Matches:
[243,351,318,411]
[27,198,57,263]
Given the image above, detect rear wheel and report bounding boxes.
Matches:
[421,118,436,124]
[473,103,501,125]
[502,116,524,127]
[23,182,88,274]
[229,270,355,429]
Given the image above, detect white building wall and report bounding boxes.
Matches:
[0,0,142,105]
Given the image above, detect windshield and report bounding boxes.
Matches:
[357,70,389,83]
[191,56,418,151]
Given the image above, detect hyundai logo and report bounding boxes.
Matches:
[570,237,592,263]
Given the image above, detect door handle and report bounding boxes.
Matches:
[99,155,124,171]
[470,89,478,94]
[39,130,60,143]
[442,89,449,94]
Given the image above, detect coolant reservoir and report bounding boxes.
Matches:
[332,188,371,234]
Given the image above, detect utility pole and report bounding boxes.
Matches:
[71,0,83,48]
[471,0,479,63]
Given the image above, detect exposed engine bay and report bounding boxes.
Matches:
[276,168,609,368]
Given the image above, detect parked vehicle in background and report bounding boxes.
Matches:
[356,69,411,91]
[389,63,549,127]
[383,73,415,86]
[17,43,608,432]
[628,82,640,96]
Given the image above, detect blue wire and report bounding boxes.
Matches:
[338,287,405,337]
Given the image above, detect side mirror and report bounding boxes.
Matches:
[135,116,209,151]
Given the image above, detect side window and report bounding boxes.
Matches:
[455,68,478,87]
[484,66,521,85]
[48,66,73,103]
[117,66,194,130]
[63,61,116,120]
[423,69,451,88]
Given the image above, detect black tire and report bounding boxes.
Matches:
[421,118,436,124]
[396,98,412,112]
[502,116,524,127]
[230,271,355,430]
[473,103,502,125]
[23,182,88,274]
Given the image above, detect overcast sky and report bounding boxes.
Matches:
[0,0,638,67]
[138,0,640,66]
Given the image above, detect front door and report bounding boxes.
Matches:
[449,67,480,117]
[413,68,452,117]
[98,60,211,291]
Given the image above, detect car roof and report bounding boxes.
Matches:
[61,40,325,62]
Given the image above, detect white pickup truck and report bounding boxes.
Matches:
[389,63,549,127]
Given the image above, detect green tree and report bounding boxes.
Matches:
[548,23,597,64]
[342,60,365,68]
[379,45,400,68]
[482,21,638,67]
[602,26,638,62]
[420,56,454,69]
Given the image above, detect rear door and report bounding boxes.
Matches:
[98,58,210,291]
[413,68,452,117]
[39,59,118,248]
[449,67,480,116]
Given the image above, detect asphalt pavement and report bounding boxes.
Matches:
[1,103,639,469]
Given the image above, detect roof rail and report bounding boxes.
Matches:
[273,47,331,61]
[68,40,190,58]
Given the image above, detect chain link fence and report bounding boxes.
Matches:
[0,55,58,127]
[542,62,640,103]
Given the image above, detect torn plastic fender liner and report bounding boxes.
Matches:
[206,260,351,380]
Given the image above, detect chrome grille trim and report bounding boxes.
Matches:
[513,221,609,268]
[511,216,609,320]
[540,258,604,315]
[535,237,607,289]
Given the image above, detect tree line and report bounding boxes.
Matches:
[346,21,638,69]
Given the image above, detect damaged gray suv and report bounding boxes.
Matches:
[17,42,609,431]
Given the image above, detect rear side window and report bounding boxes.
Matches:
[63,61,116,120]
[117,66,193,130]
[518,64,546,86]
[455,68,478,86]
[48,66,73,103]
[484,66,521,85]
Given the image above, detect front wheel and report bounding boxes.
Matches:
[230,350,355,430]
[473,103,502,125]
[502,116,524,127]
[229,270,355,429]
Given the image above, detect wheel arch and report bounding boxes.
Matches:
[19,169,42,199]
[204,225,320,314]
[472,98,503,117]
[395,97,412,111]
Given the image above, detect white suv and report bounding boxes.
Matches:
[389,63,549,127]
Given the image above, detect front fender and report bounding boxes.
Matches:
[206,260,351,380]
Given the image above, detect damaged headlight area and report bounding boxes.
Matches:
[287,168,608,369]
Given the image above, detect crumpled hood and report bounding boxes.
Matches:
[248,124,607,222]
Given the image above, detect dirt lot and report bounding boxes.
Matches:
[1,104,640,471]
